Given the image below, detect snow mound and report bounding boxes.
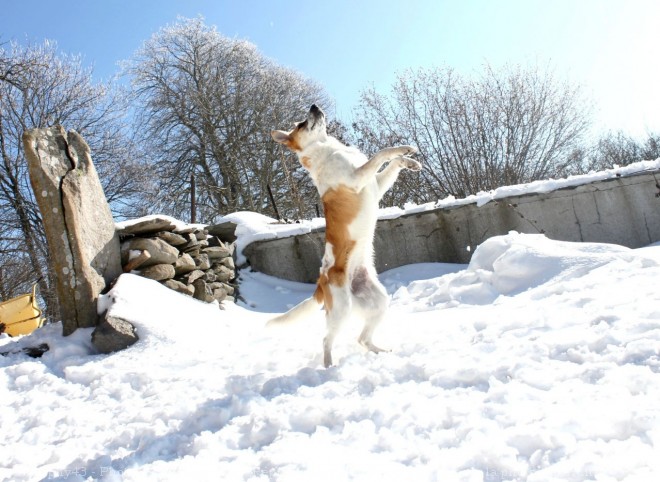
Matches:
[393,232,657,310]
[99,273,229,353]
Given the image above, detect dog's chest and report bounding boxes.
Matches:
[306,148,367,195]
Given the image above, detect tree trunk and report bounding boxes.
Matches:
[190,172,197,224]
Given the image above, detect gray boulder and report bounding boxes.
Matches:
[23,126,122,336]
[117,217,176,236]
[221,283,235,296]
[121,237,179,267]
[195,254,211,271]
[206,221,238,243]
[138,264,175,281]
[212,264,234,282]
[179,269,205,285]
[92,313,138,354]
[194,228,208,240]
[203,245,232,259]
[162,279,195,296]
[192,279,214,302]
[174,253,197,275]
[154,231,187,246]
[219,256,235,270]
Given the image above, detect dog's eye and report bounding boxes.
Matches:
[296,120,308,130]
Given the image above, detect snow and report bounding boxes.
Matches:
[2,231,660,481]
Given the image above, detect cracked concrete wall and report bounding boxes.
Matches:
[244,170,660,282]
[24,126,122,335]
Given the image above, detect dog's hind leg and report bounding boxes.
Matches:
[323,284,352,367]
[351,267,389,355]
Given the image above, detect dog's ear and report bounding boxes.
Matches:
[271,130,290,144]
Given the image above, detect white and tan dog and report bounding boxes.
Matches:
[269,104,421,367]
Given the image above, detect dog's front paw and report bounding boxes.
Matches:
[397,145,418,156]
[401,156,422,171]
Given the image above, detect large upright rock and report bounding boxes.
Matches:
[23,126,122,336]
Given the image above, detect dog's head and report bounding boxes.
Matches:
[271,104,327,153]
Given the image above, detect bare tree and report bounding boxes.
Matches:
[352,64,591,202]
[125,17,329,221]
[581,130,660,173]
[0,41,143,318]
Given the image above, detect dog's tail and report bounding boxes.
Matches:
[266,295,322,327]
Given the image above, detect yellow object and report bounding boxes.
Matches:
[0,285,45,336]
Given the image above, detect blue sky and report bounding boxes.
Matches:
[2,0,659,137]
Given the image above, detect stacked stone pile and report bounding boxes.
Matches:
[117,217,236,305]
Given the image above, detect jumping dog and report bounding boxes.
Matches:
[269,104,421,367]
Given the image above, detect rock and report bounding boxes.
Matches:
[194,228,208,240]
[154,231,187,246]
[207,282,228,302]
[180,233,201,255]
[212,287,227,302]
[212,264,233,282]
[180,269,205,284]
[206,221,238,243]
[195,253,211,270]
[182,232,198,246]
[207,236,223,247]
[24,126,122,335]
[117,217,177,236]
[121,237,179,267]
[192,279,213,302]
[173,225,195,235]
[174,253,196,275]
[221,282,235,296]
[206,237,234,254]
[219,256,235,270]
[92,313,138,354]
[183,246,201,257]
[162,279,195,296]
[204,245,232,259]
[138,264,175,281]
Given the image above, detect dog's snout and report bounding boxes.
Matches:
[307,104,325,130]
[309,104,324,119]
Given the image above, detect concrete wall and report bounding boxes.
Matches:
[243,170,660,282]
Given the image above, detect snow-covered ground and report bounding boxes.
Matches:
[2,231,659,481]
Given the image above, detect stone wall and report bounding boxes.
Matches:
[244,168,660,283]
[117,217,237,305]
[23,126,239,353]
